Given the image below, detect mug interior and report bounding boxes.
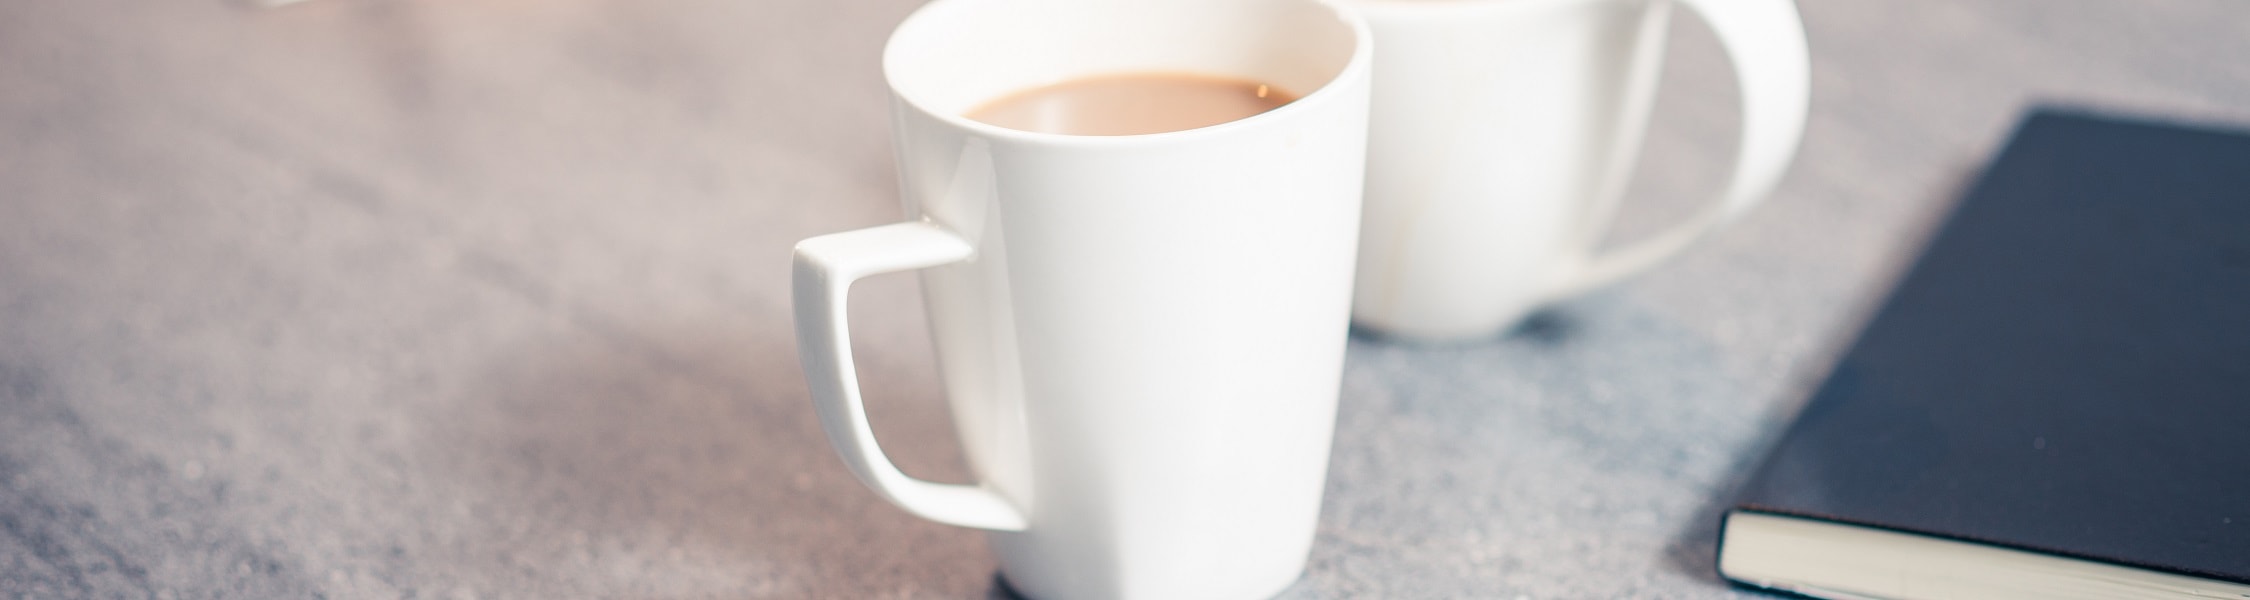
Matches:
[883,0,1363,134]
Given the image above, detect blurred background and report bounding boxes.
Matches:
[1,0,2245,598]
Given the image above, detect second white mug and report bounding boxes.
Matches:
[1347,0,1810,341]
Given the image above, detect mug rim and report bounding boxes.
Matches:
[881,0,1373,148]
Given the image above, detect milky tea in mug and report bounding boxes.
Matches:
[965,73,1300,136]
[790,1,1371,599]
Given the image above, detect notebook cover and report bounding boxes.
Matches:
[1726,108,2250,584]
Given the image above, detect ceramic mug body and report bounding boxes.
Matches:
[1347,0,1808,341]
[792,1,1371,599]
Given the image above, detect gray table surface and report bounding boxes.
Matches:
[4,0,2248,598]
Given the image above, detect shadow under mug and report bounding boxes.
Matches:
[791,0,1372,599]
[1347,0,1810,342]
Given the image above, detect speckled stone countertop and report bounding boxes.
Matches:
[3,0,2247,598]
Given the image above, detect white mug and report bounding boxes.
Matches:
[790,0,1371,598]
[1346,0,1809,341]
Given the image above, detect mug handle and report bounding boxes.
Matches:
[792,221,1029,532]
[1542,0,1809,299]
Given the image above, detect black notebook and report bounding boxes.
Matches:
[1717,109,2250,600]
